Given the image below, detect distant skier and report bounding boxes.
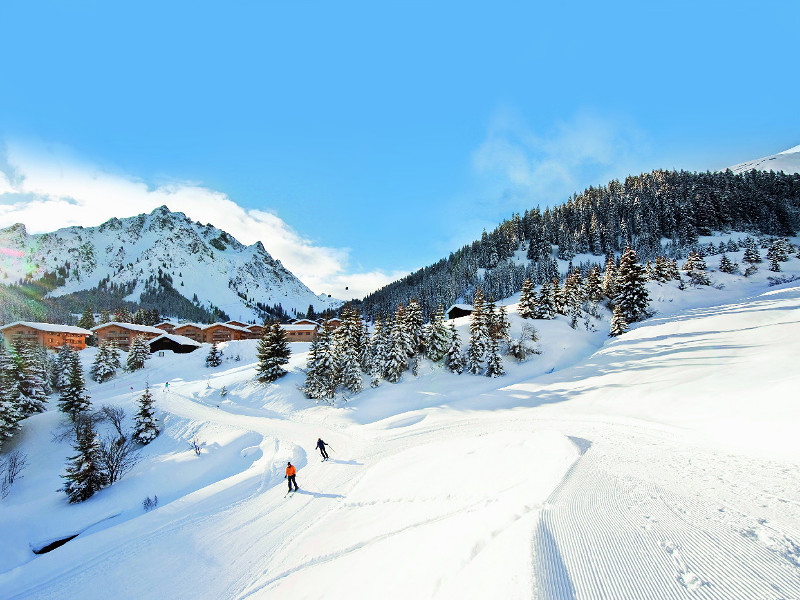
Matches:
[316,438,330,460]
[285,461,299,492]
[164,381,169,392]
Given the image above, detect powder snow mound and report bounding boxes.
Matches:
[0,205,339,321]
[728,145,800,174]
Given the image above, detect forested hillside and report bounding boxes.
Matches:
[359,168,800,319]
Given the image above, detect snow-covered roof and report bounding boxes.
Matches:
[148,333,202,347]
[0,321,93,335]
[291,319,321,326]
[172,322,205,330]
[90,322,165,334]
[281,323,319,331]
[445,304,473,313]
[201,322,251,332]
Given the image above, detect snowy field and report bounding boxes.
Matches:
[2,239,800,599]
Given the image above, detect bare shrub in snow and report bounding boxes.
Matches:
[1,450,27,499]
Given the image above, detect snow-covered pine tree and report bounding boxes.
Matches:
[609,305,628,337]
[54,344,73,392]
[405,298,424,355]
[58,348,91,421]
[742,241,762,264]
[132,384,159,444]
[304,322,337,400]
[534,280,555,319]
[60,417,108,503]
[485,337,504,378]
[518,278,536,319]
[551,278,566,315]
[467,289,488,375]
[719,254,738,274]
[585,265,604,303]
[90,341,118,383]
[602,256,617,299]
[126,335,150,371]
[0,344,22,448]
[99,309,111,324]
[444,323,464,374]
[614,246,650,325]
[682,251,710,285]
[256,322,291,383]
[385,311,409,383]
[78,307,95,331]
[15,342,48,416]
[494,303,510,343]
[426,305,450,362]
[359,322,372,374]
[206,342,223,368]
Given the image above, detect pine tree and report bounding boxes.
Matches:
[682,251,711,286]
[0,344,22,448]
[485,337,504,378]
[609,305,628,337]
[426,305,450,362]
[444,323,465,374]
[99,309,111,324]
[91,341,119,383]
[15,342,48,415]
[303,322,337,400]
[132,384,159,444]
[58,348,91,421]
[534,280,555,319]
[743,241,762,264]
[126,335,150,371]
[585,266,604,303]
[518,278,536,319]
[602,256,617,299]
[405,298,424,355]
[54,344,73,392]
[467,289,488,375]
[78,306,95,330]
[60,418,108,503]
[385,314,409,383]
[719,254,737,274]
[614,246,650,325]
[256,323,290,383]
[206,342,223,368]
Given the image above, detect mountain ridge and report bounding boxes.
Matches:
[0,205,339,323]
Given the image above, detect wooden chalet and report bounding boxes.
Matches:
[281,322,319,342]
[202,323,250,344]
[445,304,474,320]
[155,322,176,334]
[0,321,92,350]
[91,322,163,350]
[172,323,204,343]
[246,324,265,338]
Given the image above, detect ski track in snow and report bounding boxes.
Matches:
[534,424,800,600]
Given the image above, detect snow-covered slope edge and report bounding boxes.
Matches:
[729,144,800,174]
[0,205,339,321]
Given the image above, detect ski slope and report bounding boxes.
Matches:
[3,242,800,599]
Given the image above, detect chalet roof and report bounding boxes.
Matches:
[172,322,205,330]
[0,321,93,336]
[148,333,202,347]
[446,304,474,313]
[202,322,250,332]
[91,322,164,334]
[281,323,319,331]
[291,319,321,326]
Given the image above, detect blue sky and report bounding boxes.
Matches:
[0,0,797,299]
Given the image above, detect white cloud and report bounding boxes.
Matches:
[472,108,651,209]
[0,139,400,299]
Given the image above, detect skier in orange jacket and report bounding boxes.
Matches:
[285,461,299,492]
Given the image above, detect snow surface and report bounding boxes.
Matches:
[3,236,800,599]
[728,145,800,175]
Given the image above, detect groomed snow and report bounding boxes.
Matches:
[2,237,800,599]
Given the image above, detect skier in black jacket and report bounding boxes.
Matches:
[316,438,329,460]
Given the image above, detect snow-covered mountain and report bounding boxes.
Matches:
[0,205,338,322]
[729,144,800,174]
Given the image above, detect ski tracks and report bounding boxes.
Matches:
[532,429,800,599]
